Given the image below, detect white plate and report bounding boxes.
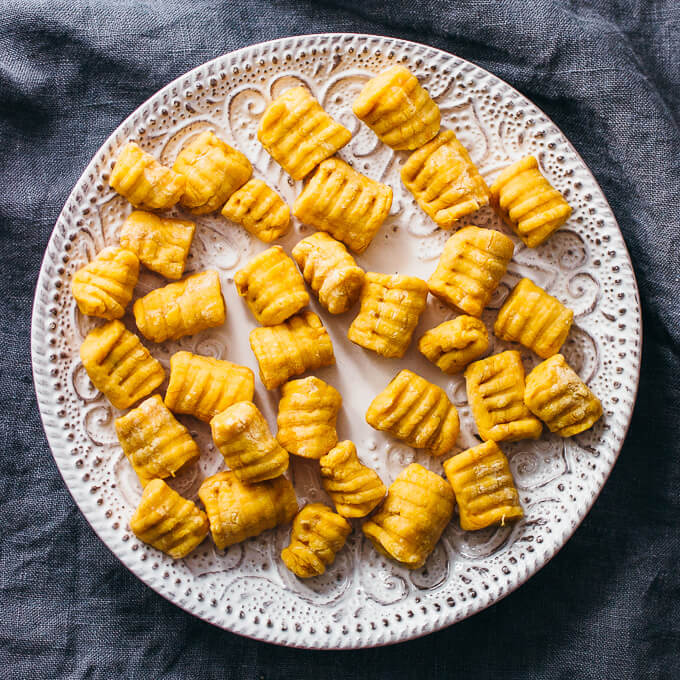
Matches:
[31,33,641,649]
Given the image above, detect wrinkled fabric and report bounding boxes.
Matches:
[1,1,679,678]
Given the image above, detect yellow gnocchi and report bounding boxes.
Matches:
[172,131,252,214]
[276,376,341,459]
[249,311,335,390]
[211,401,289,483]
[221,178,290,243]
[319,441,386,518]
[524,354,603,436]
[129,479,208,559]
[119,210,195,280]
[115,395,200,487]
[347,273,428,358]
[418,315,489,374]
[490,155,572,247]
[133,270,226,343]
[444,441,523,531]
[293,158,393,254]
[366,369,460,457]
[494,278,573,359]
[401,130,490,229]
[352,65,441,150]
[71,246,139,320]
[362,463,454,569]
[465,350,542,442]
[291,232,365,314]
[198,471,298,550]
[109,142,185,210]
[427,226,515,317]
[164,351,255,423]
[234,246,309,326]
[281,504,351,578]
[257,86,352,180]
[80,320,164,410]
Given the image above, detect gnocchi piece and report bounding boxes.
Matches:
[276,376,341,459]
[362,463,454,569]
[443,440,523,531]
[319,441,386,518]
[352,65,441,150]
[524,354,603,436]
[80,320,164,410]
[133,270,226,343]
[490,155,572,247]
[366,369,460,457]
[109,142,185,210]
[257,86,352,180]
[427,226,515,317]
[172,131,252,214]
[293,158,393,254]
[401,130,490,229]
[281,504,351,578]
[418,316,489,374]
[494,278,573,359]
[465,350,542,442]
[347,273,428,358]
[249,311,335,390]
[198,471,298,550]
[210,401,289,483]
[291,232,365,314]
[221,179,290,243]
[119,210,195,280]
[115,395,200,487]
[129,479,208,559]
[71,246,139,320]
[164,351,255,423]
[234,246,309,326]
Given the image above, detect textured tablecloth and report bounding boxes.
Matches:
[1,1,679,678]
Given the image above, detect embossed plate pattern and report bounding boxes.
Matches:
[31,34,641,649]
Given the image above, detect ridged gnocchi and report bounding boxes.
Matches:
[119,210,195,280]
[281,504,351,578]
[352,65,441,150]
[164,351,255,423]
[198,471,298,550]
[494,278,573,358]
[276,376,341,459]
[110,142,185,210]
[366,369,460,457]
[319,441,386,518]
[347,273,428,358]
[465,350,542,442]
[524,354,603,436]
[443,441,523,531]
[401,130,490,228]
[133,270,226,343]
[362,463,454,569]
[234,246,309,326]
[71,246,139,320]
[221,179,290,243]
[129,479,209,559]
[211,401,289,483]
[173,131,252,214]
[249,311,335,390]
[418,315,489,374]
[257,86,352,180]
[80,320,164,410]
[428,226,515,317]
[115,395,200,487]
[293,158,393,254]
[291,232,365,314]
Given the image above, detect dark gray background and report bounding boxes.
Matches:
[1,1,679,678]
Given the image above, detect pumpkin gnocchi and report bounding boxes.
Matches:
[418,315,489,374]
